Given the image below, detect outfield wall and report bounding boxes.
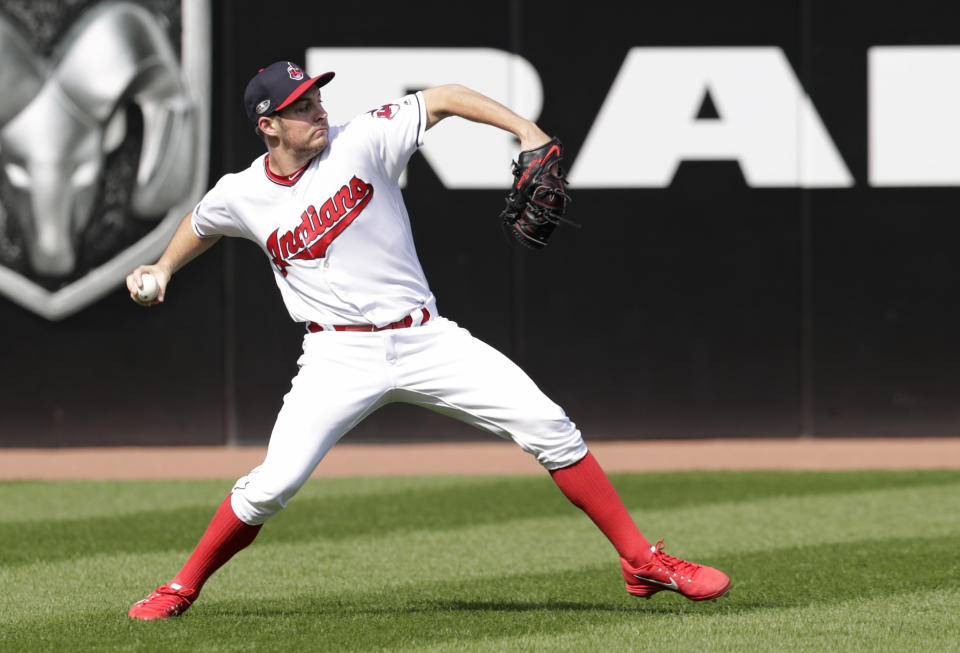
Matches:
[2,0,959,446]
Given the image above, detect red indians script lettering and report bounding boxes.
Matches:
[266,176,374,276]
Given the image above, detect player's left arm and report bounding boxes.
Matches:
[125,211,220,306]
[422,84,551,152]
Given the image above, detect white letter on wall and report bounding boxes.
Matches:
[869,46,960,186]
[570,47,853,188]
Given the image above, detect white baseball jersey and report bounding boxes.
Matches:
[192,92,433,328]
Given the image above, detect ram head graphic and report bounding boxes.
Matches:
[0,1,203,318]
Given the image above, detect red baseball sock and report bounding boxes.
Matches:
[550,451,653,567]
[171,494,262,592]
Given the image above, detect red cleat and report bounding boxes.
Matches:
[128,583,198,620]
[621,541,731,601]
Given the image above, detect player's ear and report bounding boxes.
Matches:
[257,115,279,137]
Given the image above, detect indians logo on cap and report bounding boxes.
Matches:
[287,62,304,80]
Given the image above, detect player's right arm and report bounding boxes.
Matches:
[421,84,550,151]
[126,211,221,306]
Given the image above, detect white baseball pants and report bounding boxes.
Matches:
[231,315,588,525]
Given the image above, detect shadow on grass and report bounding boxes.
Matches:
[211,531,960,617]
[222,598,641,618]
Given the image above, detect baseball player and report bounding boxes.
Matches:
[125,60,730,620]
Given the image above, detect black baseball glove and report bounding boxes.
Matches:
[500,136,571,249]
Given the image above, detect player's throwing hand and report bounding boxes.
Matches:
[126,265,169,306]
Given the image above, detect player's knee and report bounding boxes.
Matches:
[519,419,588,470]
[230,490,287,525]
[537,435,589,470]
[230,472,301,525]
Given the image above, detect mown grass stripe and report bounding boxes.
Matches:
[3,470,959,524]
[0,476,506,523]
[3,471,958,567]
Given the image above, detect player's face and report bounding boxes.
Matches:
[274,86,329,158]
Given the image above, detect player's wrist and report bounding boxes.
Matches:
[152,261,174,282]
[517,123,550,152]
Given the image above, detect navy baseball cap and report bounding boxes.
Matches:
[243,61,335,124]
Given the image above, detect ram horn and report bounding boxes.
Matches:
[0,2,196,276]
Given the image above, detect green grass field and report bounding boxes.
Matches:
[1,470,959,652]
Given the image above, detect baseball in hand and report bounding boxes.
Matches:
[136,273,159,302]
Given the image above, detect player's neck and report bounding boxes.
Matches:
[265,147,318,177]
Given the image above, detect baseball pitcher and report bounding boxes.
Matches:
[125,60,729,620]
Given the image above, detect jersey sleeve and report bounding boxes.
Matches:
[191,175,245,239]
[354,91,428,185]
